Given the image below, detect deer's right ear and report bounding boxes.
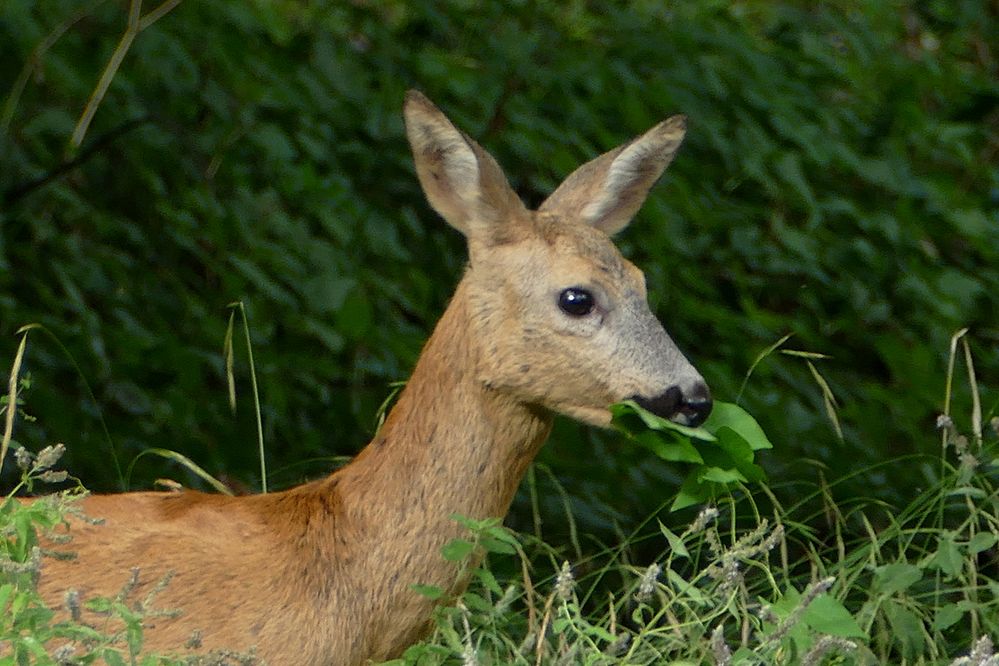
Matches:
[404,90,529,245]
[539,115,687,235]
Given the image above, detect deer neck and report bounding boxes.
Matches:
[335,275,553,560]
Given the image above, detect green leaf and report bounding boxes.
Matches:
[0,584,12,615]
[699,466,747,484]
[480,535,517,555]
[714,428,767,482]
[731,647,760,664]
[666,568,708,605]
[923,534,963,578]
[780,349,832,359]
[86,597,113,613]
[482,525,520,553]
[947,487,987,499]
[659,522,690,559]
[967,532,997,554]
[450,514,500,532]
[585,624,617,643]
[462,591,492,612]
[228,256,296,307]
[441,539,474,562]
[252,123,297,163]
[102,649,127,666]
[126,621,144,654]
[714,427,754,465]
[883,600,925,659]
[337,287,374,341]
[872,562,923,596]
[703,402,774,450]
[474,568,503,596]
[17,635,49,658]
[932,604,964,631]
[803,594,866,639]
[770,586,801,618]
[671,474,726,512]
[410,584,444,600]
[631,430,703,463]
[13,512,35,559]
[131,449,233,496]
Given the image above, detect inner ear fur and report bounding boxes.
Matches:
[539,115,687,235]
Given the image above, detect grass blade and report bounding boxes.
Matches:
[737,333,793,404]
[227,302,267,493]
[1,332,28,476]
[129,448,233,496]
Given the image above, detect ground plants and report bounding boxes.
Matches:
[0,437,158,665]
[394,332,998,664]
[0,1,995,525]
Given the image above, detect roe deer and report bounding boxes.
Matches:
[25,91,710,665]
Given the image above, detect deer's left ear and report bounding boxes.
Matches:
[539,116,686,235]
[404,90,531,246]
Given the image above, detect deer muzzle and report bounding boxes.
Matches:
[631,379,712,427]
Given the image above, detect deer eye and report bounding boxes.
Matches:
[558,287,595,316]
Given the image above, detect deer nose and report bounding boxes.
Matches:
[676,381,712,427]
[632,382,712,427]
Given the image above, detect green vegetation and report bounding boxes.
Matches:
[1,0,997,663]
[0,433,158,664]
[3,337,996,663]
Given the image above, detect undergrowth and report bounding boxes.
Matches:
[2,328,997,664]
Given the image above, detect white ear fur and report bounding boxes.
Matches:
[539,115,686,235]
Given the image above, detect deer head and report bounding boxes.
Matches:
[404,90,711,428]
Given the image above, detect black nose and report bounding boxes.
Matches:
[632,382,713,427]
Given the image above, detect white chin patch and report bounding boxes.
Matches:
[669,412,697,427]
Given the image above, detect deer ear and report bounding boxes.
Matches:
[404,90,529,245]
[539,115,686,235]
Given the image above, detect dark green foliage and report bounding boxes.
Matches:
[612,400,772,510]
[1,2,996,529]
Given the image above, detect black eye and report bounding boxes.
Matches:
[558,287,595,316]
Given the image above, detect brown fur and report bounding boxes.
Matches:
[23,91,708,665]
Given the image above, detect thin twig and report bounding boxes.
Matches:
[4,116,150,206]
[71,0,143,149]
[139,0,183,30]
[70,0,184,150]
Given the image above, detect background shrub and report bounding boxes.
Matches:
[1,1,997,536]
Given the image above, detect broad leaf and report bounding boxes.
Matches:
[659,522,690,559]
[631,430,703,463]
[803,594,867,639]
[703,402,774,450]
[872,562,923,596]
